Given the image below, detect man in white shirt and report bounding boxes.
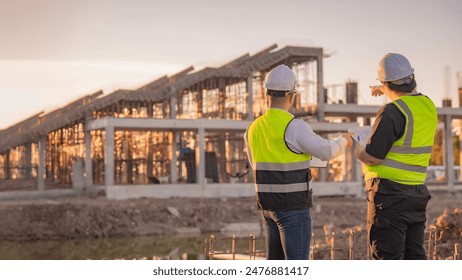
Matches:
[244,64,352,259]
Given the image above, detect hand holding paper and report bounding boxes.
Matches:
[341,133,354,148]
[347,126,372,146]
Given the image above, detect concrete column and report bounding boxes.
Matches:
[169,95,178,183]
[196,127,205,185]
[218,78,226,119]
[4,151,10,179]
[247,76,254,120]
[444,116,455,191]
[147,132,153,180]
[459,121,462,181]
[318,131,328,182]
[355,159,363,185]
[197,89,203,118]
[349,117,362,183]
[37,135,46,191]
[364,117,371,127]
[72,157,85,190]
[147,102,153,118]
[316,56,325,121]
[319,166,328,182]
[24,142,32,179]
[84,126,93,187]
[147,104,154,180]
[105,126,115,186]
[459,88,462,181]
[170,96,177,119]
[345,145,355,181]
[0,153,4,179]
[170,131,178,183]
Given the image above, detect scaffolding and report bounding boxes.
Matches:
[0,44,461,197]
[46,122,86,185]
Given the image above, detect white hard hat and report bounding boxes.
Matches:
[377,53,414,82]
[264,64,298,93]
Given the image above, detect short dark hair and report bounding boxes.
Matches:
[385,75,417,93]
[267,90,288,97]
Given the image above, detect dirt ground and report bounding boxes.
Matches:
[0,189,460,242]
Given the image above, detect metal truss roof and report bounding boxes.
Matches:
[0,44,325,152]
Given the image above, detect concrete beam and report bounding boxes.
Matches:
[324,104,382,116]
[86,117,252,131]
[0,189,83,201]
[437,107,462,118]
[86,117,358,133]
[311,182,364,197]
[104,181,364,200]
[323,104,462,119]
[106,183,255,200]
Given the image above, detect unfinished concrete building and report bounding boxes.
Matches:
[0,44,461,200]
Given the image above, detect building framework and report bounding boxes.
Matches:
[0,44,461,200]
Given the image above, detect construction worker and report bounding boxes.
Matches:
[355,53,437,259]
[244,64,353,260]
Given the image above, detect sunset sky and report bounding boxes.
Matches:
[1,0,461,129]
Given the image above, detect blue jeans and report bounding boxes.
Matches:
[261,208,312,260]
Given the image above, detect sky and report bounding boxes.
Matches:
[1,0,461,129]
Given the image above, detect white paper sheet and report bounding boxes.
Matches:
[347,126,372,146]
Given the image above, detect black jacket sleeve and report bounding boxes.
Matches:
[365,103,406,159]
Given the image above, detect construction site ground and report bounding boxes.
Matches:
[0,189,460,243]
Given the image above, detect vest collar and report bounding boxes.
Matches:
[266,108,294,117]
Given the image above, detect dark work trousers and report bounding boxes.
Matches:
[366,179,431,260]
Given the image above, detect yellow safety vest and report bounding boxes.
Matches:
[247,108,312,210]
[365,95,437,185]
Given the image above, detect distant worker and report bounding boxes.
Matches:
[355,53,437,259]
[244,64,353,260]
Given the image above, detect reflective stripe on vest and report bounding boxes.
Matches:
[256,161,310,171]
[364,96,437,185]
[257,183,309,193]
